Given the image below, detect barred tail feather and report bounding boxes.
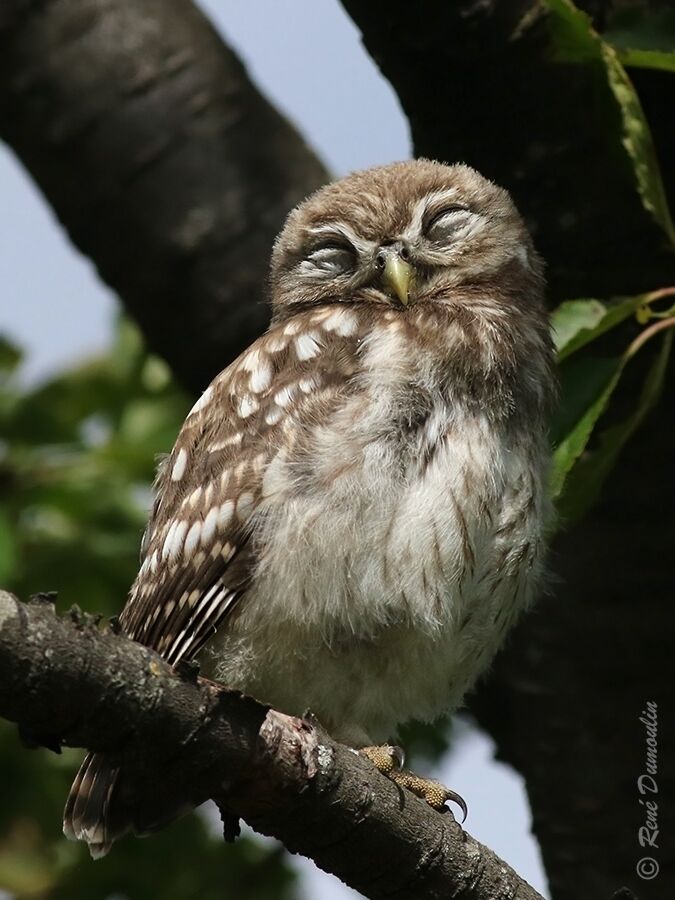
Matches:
[63,753,123,859]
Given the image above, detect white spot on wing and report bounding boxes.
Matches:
[209,433,242,452]
[162,520,188,561]
[186,486,202,508]
[265,406,283,425]
[187,385,213,417]
[239,395,259,418]
[171,448,188,481]
[299,376,316,394]
[222,542,235,562]
[321,308,357,336]
[184,521,201,557]
[218,500,235,530]
[161,521,177,560]
[295,332,321,361]
[201,506,219,545]
[283,319,302,336]
[242,349,261,371]
[266,334,288,352]
[274,384,296,408]
[249,358,273,393]
[237,492,255,520]
[262,450,288,498]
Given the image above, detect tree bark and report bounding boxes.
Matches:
[0,0,329,395]
[338,2,675,898]
[0,590,544,900]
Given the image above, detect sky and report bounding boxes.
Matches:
[0,1,549,897]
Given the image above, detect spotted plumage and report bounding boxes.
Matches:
[64,160,556,855]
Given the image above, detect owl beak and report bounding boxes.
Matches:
[381,253,412,306]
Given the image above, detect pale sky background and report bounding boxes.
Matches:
[0,1,549,897]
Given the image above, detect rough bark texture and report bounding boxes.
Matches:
[338,2,675,899]
[0,0,329,394]
[0,591,543,900]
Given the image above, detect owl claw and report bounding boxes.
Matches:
[359,744,404,774]
[442,787,468,823]
[359,744,467,821]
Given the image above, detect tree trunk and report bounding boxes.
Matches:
[0,0,328,394]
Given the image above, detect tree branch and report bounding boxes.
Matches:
[0,0,329,394]
[0,590,542,900]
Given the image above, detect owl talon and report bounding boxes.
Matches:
[359,744,405,773]
[359,744,467,820]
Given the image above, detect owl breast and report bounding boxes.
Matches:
[204,321,548,746]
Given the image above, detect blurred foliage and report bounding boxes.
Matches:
[0,322,299,899]
[0,1,673,898]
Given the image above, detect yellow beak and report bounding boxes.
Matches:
[382,254,412,306]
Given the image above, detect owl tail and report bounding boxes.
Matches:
[63,753,124,859]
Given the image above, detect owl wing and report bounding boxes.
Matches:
[118,305,362,665]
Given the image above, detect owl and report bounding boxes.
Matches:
[64,159,555,856]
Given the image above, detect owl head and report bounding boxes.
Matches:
[270,159,542,314]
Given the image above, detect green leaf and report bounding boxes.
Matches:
[552,296,642,360]
[551,357,624,498]
[558,330,673,523]
[543,0,598,60]
[618,48,675,73]
[601,43,675,246]
[550,356,620,446]
[544,0,675,245]
[552,313,675,504]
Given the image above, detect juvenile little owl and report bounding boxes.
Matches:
[64,159,555,856]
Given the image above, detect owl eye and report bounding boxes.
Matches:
[424,205,472,242]
[305,242,356,276]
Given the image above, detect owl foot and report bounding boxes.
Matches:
[359,744,467,821]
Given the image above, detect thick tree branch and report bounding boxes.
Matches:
[0,0,329,394]
[0,590,542,900]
